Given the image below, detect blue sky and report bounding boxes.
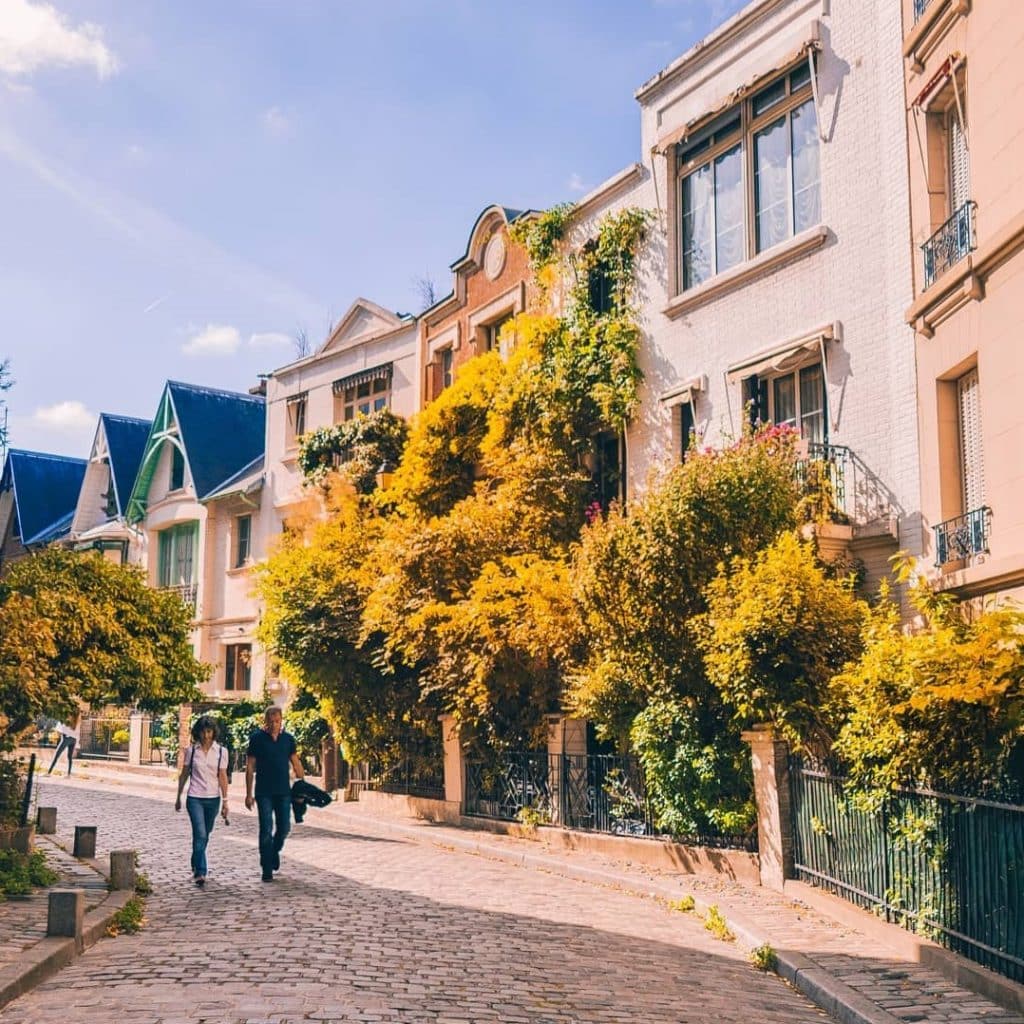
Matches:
[0,0,746,457]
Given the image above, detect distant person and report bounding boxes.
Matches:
[244,706,305,882]
[174,716,230,888]
[46,712,81,776]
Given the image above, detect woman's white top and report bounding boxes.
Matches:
[185,742,227,799]
[56,720,80,741]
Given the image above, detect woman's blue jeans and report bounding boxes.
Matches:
[186,796,220,877]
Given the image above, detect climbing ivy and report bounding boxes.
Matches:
[297,409,408,494]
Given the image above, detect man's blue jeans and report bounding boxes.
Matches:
[255,794,291,870]
[185,796,220,877]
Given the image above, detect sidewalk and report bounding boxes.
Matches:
[22,760,1024,1024]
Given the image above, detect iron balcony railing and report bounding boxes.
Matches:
[795,442,852,522]
[162,582,198,608]
[913,0,933,22]
[934,506,991,567]
[922,201,977,289]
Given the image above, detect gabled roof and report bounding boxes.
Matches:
[316,298,414,359]
[99,414,152,517]
[126,381,265,522]
[202,454,264,503]
[449,205,530,272]
[0,449,87,546]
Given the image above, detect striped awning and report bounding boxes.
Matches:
[285,391,307,407]
[332,363,393,395]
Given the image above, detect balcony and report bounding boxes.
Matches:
[796,442,902,529]
[162,582,197,608]
[922,201,976,289]
[934,506,990,568]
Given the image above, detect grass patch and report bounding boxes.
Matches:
[106,895,146,936]
[0,849,59,897]
[749,943,778,971]
[134,870,153,896]
[668,895,695,913]
[703,904,735,942]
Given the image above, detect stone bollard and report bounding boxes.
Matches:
[73,825,97,859]
[47,888,85,948]
[109,850,136,891]
[36,807,57,835]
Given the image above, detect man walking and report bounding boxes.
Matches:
[244,707,305,882]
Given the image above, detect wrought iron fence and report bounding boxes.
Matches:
[78,716,131,760]
[162,583,198,608]
[791,760,1024,983]
[922,201,976,288]
[350,753,444,801]
[464,751,552,821]
[934,506,990,567]
[795,443,852,522]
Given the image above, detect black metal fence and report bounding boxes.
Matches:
[791,760,1024,983]
[465,751,757,850]
[349,754,445,801]
[78,716,131,760]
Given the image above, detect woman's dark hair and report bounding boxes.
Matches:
[190,715,218,742]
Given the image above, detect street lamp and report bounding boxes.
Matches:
[375,460,396,491]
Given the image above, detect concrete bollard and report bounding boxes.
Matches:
[47,888,84,946]
[109,850,136,891]
[73,825,97,859]
[36,807,57,834]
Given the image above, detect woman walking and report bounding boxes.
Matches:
[174,716,229,887]
[47,712,81,776]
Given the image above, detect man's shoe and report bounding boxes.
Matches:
[195,876,206,888]
[261,869,273,882]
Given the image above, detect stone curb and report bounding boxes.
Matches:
[325,808,905,1024]
[0,838,136,1013]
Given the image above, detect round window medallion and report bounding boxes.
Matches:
[483,233,506,280]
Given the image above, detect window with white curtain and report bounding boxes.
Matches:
[679,62,821,291]
[947,105,970,215]
[958,368,983,514]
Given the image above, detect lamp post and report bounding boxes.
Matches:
[375,460,396,491]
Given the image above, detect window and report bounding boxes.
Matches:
[169,445,185,491]
[333,365,393,422]
[584,243,615,314]
[234,514,252,568]
[679,401,696,461]
[440,348,453,391]
[102,463,118,518]
[958,368,984,514]
[157,522,197,588]
[679,63,820,291]
[742,362,826,443]
[592,431,626,509]
[485,313,514,353]
[286,393,307,447]
[947,104,969,215]
[225,643,252,691]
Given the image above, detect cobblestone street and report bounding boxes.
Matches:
[0,777,834,1024]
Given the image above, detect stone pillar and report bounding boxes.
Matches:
[36,807,57,834]
[73,825,97,859]
[438,715,465,811]
[47,889,84,947]
[742,724,794,891]
[546,716,588,826]
[127,712,147,767]
[109,850,136,891]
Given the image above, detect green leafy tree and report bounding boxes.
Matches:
[297,408,408,493]
[697,531,866,753]
[831,567,1024,799]
[0,549,206,742]
[570,428,801,834]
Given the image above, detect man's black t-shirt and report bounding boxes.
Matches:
[246,729,296,797]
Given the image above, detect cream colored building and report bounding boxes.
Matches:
[263,298,418,536]
[902,0,1024,602]
[613,0,923,588]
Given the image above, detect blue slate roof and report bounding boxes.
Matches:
[100,413,152,517]
[0,449,87,546]
[167,381,265,500]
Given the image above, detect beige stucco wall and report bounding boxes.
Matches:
[903,0,1024,600]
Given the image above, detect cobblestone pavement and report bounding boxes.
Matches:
[0,777,833,1024]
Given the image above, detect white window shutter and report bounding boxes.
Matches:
[949,110,970,214]
[958,369,984,513]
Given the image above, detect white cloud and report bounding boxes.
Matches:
[568,172,589,194]
[248,331,291,349]
[0,0,118,79]
[263,105,292,140]
[182,324,241,357]
[33,399,93,431]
